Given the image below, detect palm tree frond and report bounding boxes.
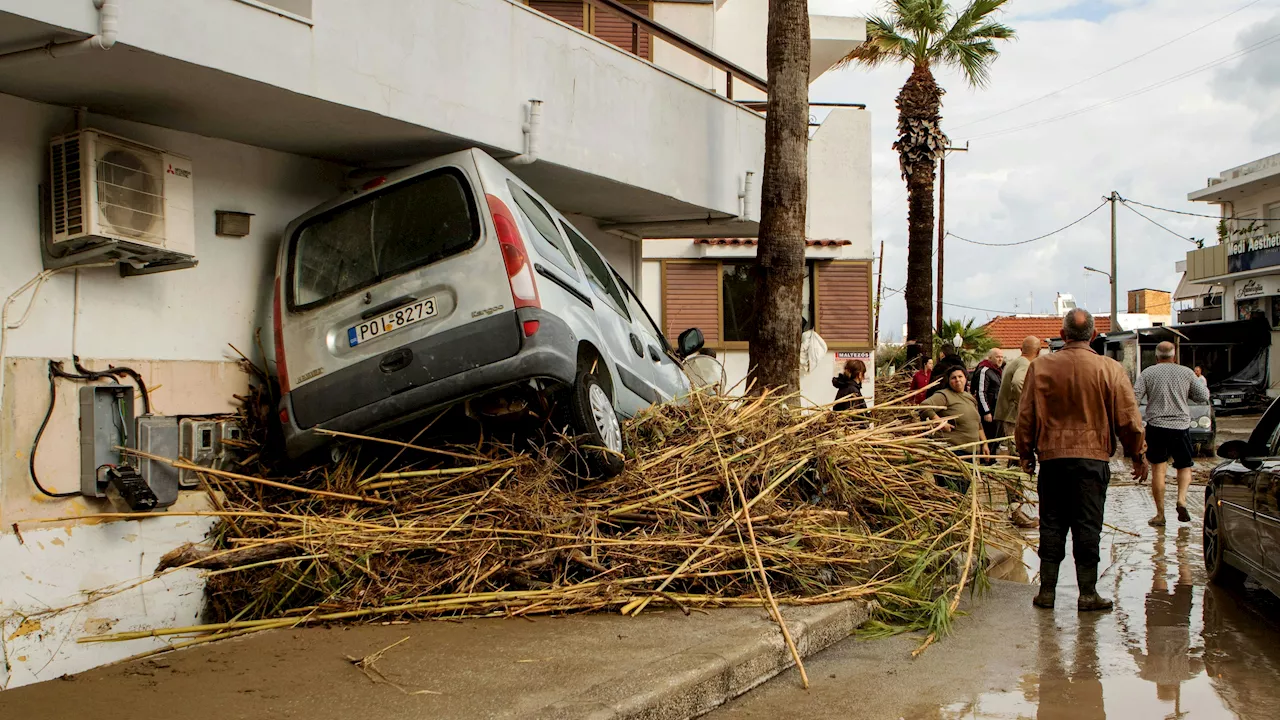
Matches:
[942,38,999,87]
[839,14,916,68]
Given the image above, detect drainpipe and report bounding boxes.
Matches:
[508,99,543,166]
[0,0,119,70]
[739,171,755,221]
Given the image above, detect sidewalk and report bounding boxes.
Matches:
[0,601,868,720]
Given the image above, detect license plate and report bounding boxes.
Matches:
[347,297,437,347]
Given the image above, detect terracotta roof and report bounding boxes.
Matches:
[693,238,852,247]
[980,315,1113,349]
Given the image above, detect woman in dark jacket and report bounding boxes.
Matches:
[832,359,868,411]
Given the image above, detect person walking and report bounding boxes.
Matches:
[1017,309,1146,612]
[971,349,1004,452]
[909,358,934,403]
[832,359,868,411]
[995,337,1039,449]
[1193,366,1209,394]
[994,336,1040,527]
[922,366,987,493]
[1135,341,1211,527]
[931,344,966,388]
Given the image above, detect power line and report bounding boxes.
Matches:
[947,200,1109,247]
[1118,200,1200,244]
[882,285,1022,316]
[962,29,1280,142]
[1124,197,1280,222]
[951,0,1266,132]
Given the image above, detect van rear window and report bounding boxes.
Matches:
[290,169,479,308]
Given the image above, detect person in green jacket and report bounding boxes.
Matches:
[993,335,1041,526]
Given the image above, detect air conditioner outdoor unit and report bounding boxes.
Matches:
[44,129,197,275]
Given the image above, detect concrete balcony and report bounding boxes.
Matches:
[0,0,766,231]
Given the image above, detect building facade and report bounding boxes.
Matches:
[1176,151,1280,393]
[0,0,868,686]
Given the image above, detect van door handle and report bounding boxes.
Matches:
[379,348,413,374]
[362,295,417,320]
[629,334,644,357]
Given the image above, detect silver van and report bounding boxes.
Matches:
[272,148,704,475]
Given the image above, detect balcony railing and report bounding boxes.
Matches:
[1178,306,1223,324]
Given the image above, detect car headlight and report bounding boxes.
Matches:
[1198,416,1212,429]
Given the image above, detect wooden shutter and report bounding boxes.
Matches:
[529,1,586,29]
[662,261,720,347]
[590,1,651,59]
[816,261,873,349]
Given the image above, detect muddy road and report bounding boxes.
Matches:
[707,484,1280,719]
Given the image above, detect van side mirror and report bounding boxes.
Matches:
[677,328,705,359]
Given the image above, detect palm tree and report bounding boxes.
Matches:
[844,0,1014,354]
[749,0,810,396]
[934,317,996,365]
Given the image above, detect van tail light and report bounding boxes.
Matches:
[486,194,541,311]
[522,320,541,337]
[273,277,291,394]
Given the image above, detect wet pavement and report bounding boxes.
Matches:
[706,484,1280,720]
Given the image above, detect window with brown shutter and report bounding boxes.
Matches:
[661,260,720,347]
[815,261,873,349]
[589,1,652,59]
[528,1,586,29]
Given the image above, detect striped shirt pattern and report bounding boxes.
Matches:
[1134,363,1211,430]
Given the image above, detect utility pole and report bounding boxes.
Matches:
[936,143,969,331]
[874,239,885,347]
[1109,191,1119,330]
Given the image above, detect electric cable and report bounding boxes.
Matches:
[963,28,1280,142]
[30,362,82,498]
[71,355,152,415]
[1123,197,1280,222]
[947,200,1110,247]
[1118,200,1200,244]
[951,0,1267,132]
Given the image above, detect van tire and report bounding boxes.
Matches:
[567,371,625,479]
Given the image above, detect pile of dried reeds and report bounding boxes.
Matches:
[84,384,1019,665]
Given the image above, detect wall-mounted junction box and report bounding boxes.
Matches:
[79,385,135,497]
[135,416,181,506]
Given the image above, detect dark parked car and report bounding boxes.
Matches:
[1206,397,1280,598]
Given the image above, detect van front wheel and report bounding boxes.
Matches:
[568,372,625,479]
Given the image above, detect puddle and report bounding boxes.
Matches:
[937,485,1280,719]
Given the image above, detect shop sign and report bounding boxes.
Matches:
[834,351,872,374]
[1235,276,1280,299]
[1227,228,1280,273]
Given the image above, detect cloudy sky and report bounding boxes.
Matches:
[805,0,1279,340]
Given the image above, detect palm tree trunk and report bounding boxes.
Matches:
[749,0,810,396]
[895,64,946,353]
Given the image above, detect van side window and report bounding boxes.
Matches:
[507,183,577,277]
[615,270,668,352]
[561,221,630,321]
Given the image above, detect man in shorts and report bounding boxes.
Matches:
[1135,341,1210,526]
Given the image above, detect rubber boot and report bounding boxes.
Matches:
[1033,561,1059,609]
[1076,564,1114,612]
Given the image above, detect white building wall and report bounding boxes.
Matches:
[807,108,872,255]
[0,0,765,221]
[0,92,345,688]
[652,1,717,89]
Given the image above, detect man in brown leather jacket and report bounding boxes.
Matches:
[1016,309,1146,612]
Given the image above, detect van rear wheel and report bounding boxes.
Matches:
[567,371,625,479]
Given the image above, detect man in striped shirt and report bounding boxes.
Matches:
[1134,342,1211,527]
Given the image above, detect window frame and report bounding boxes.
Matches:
[719,260,817,350]
[507,181,580,278]
[614,268,671,354]
[287,166,480,312]
[561,221,631,322]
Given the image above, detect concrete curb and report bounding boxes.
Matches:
[538,600,870,720]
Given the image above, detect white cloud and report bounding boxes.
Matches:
[809,0,1279,340]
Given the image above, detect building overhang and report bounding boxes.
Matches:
[0,0,765,226]
[1189,153,1280,204]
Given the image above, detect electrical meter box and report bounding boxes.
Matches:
[178,417,245,487]
[135,415,181,506]
[79,385,135,497]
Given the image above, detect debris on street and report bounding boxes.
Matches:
[81,383,1022,660]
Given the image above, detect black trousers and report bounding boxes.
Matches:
[1037,458,1110,566]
